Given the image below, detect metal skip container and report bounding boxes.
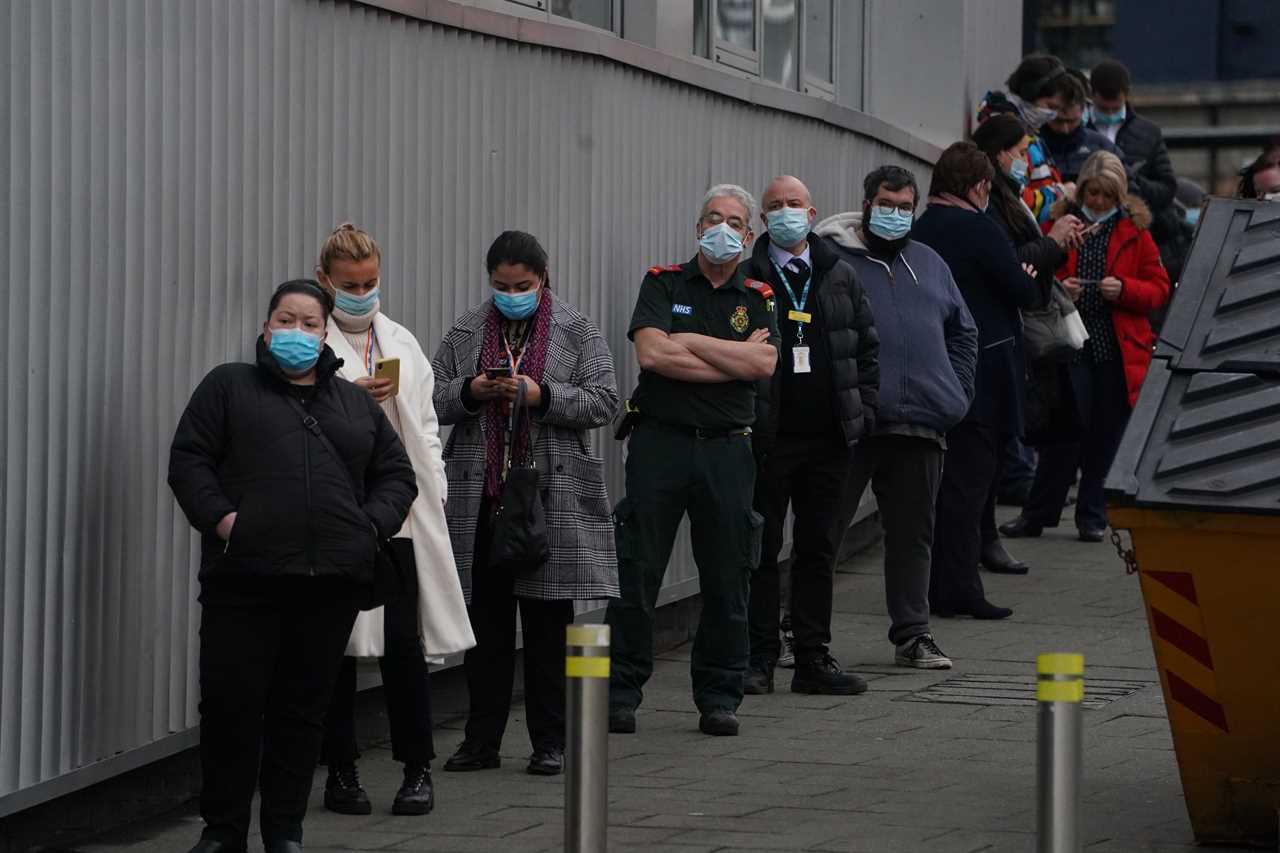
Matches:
[1105,198,1280,846]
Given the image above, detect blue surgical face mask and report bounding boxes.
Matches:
[268,327,323,373]
[1007,156,1029,189]
[699,222,745,264]
[867,207,913,241]
[493,286,540,320]
[765,207,811,248]
[1184,207,1201,226]
[332,285,380,317]
[1094,106,1126,126]
[1082,205,1118,223]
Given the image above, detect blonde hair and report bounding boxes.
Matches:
[1076,151,1128,205]
[317,222,381,275]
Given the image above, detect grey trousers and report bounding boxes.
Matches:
[841,435,944,645]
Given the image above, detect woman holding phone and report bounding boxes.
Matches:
[315,223,474,817]
[1000,152,1168,543]
[168,280,417,853]
[432,230,619,777]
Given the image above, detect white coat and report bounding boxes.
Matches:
[326,312,476,659]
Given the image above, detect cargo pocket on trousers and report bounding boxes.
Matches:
[747,510,764,570]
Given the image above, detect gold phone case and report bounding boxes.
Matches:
[374,357,401,396]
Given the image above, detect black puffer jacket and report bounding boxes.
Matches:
[1103,109,1177,217]
[168,338,417,583]
[744,233,880,454]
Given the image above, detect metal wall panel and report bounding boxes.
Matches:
[0,0,930,809]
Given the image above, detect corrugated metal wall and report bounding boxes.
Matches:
[0,0,930,807]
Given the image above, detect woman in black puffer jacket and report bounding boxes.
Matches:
[168,279,417,853]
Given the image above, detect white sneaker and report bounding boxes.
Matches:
[777,622,796,669]
[894,633,952,669]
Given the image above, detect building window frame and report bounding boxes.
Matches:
[506,0,624,36]
[697,1,836,99]
[798,0,836,100]
[701,0,762,76]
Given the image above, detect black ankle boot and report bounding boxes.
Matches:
[393,763,434,815]
[323,763,372,815]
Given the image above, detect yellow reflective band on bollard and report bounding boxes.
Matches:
[566,655,610,679]
[1037,653,1085,675]
[1037,679,1084,703]
[566,624,610,648]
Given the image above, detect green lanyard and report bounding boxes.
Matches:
[771,257,812,344]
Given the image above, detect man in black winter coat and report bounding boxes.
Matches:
[1089,60,1181,270]
[740,175,879,697]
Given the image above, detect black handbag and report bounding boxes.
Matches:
[488,379,550,576]
[285,396,410,611]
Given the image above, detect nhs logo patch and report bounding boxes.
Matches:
[672,304,693,316]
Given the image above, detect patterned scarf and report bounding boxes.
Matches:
[480,288,553,501]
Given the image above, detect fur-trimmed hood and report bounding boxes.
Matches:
[1049,194,1152,230]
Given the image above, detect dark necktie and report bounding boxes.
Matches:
[782,258,810,305]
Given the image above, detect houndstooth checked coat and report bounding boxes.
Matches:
[432,295,621,602]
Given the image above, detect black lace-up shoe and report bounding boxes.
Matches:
[265,842,303,853]
[698,709,740,736]
[392,762,434,815]
[323,763,372,815]
[743,661,775,695]
[894,633,953,669]
[186,841,247,853]
[608,706,636,734]
[528,747,564,776]
[443,741,501,772]
[790,654,869,695]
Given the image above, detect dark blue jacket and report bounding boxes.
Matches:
[814,212,977,437]
[911,203,1047,438]
[1040,122,1124,183]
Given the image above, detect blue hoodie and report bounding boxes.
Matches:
[814,211,977,438]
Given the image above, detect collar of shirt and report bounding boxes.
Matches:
[683,256,748,292]
[768,239,811,273]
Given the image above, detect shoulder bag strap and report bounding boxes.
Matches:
[284,394,363,503]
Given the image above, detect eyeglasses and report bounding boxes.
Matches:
[701,212,748,231]
[872,202,915,216]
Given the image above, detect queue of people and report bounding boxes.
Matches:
[167,50,1230,853]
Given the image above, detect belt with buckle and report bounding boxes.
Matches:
[652,420,752,440]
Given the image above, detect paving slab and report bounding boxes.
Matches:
[68,507,1196,852]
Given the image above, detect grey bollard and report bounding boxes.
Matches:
[1037,653,1084,853]
[565,624,610,853]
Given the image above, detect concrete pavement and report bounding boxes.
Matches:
[71,507,1196,853]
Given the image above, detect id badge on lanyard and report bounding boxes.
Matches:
[772,258,812,374]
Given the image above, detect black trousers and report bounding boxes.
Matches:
[463,505,574,753]
[1024,358,1130,532]
[930,422,1000,611]
[749,433,851,666]
[197,579,359,848]
[842,435,944,645]
[322,539,434,768]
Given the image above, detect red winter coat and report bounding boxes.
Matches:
[1043,200,1170,406]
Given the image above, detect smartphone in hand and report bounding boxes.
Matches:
[484,355,514,380]
[374,357,401,396]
